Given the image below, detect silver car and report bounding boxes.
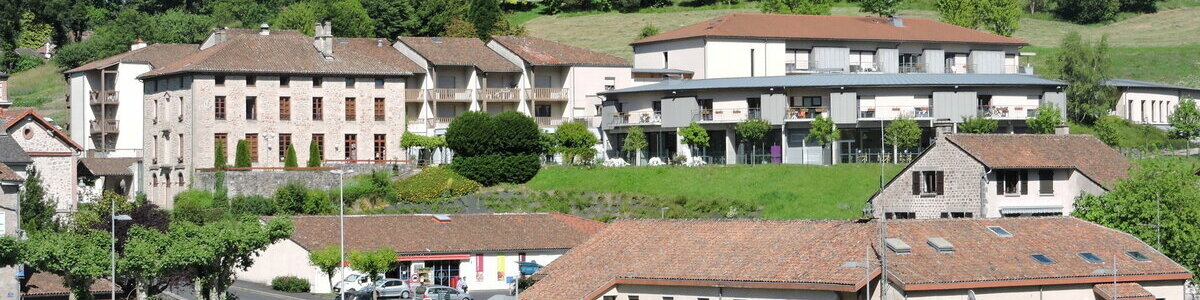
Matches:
[365,278,413,299]
[417,285,471,300]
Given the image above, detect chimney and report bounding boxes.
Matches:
[131,38,147,51]
[313,21,333,60]
[376,39,384,47]
[259,23,270,35]
[890,15,904,27]
[933,120,954,141]
[1054,125,1070,135]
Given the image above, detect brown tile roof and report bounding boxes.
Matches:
[946,134,1131,189]
[141,31,424,78]
[523,217,1190,300]
[490,36,628,67]
[0,163,21,182]
[1094,283,1156,300]
[633,13,1028,46]
[279,213,604,253]
[78,157,140,176]
[24,272,122,296]
[65,43,200,73]
[0,108,83,151]
[396,37,521,73]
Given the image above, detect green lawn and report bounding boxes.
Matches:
[523,164,904,220]
[1026,45,1200,88]
[1069,121,1190,149]
[7,62,69,124]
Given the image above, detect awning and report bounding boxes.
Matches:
[999,205,1063,215]
[396,254,470,262]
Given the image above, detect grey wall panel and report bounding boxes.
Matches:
[762,93,787,125]
[813,47,849,72]
[932,91,956,120]
[923,49,945,74]
[1043,91,1067,118]
[661,96,698,128]
[830,91,858,124]
[954,91,979,119]
[933,91,978,120]
[969,50,1005,74]
[877,48,899,73]
[600,101,619,130]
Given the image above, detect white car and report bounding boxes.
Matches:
[364,278,413,299]
[333,274,372,294]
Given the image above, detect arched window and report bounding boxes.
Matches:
[177,172,185,186]
[164,173,172,187]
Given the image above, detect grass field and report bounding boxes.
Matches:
[7,63,69,124]
[1025,45,1200,88]
[523,164,904,219]
[1068,121,1188,149]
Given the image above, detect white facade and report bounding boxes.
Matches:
[888,280,1186,300]
[68,62,151,158]
[1112,87,1200,125]
[983,168,1107,218]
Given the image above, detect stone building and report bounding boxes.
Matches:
[136,22,424,207]
[868,132,1130,219]
[0,133,29,296]
[0,72,9,107]
[0,109,82,215]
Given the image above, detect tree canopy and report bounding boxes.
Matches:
[760,0,833,15]
[936,0,1021,36]
[958,115,998,134]
[1028,103,1064,134]
[1056,32,1115,125]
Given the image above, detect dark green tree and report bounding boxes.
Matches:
[959,115,998,133]
[555,121,598,165]
[235,139,252,167]
[1053,0,1120,24]
[465,0,501,40]
[307,140,322,167]
[860,0,904,16]
[447,111,541,186]
[328,0,375,37]
[760,0,833,14]
[735,119,771,164]
[361,0,417,39]
[1118,0,1157,13]
[1028,103,1064,134]
[1169,99,1200,142]
[214,139,228,168]
[284,144,299,168]
[1056,32,1115,124]
[271,1,324,35]
[20,167,58,233]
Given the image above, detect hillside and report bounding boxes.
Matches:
[7,63,69,125]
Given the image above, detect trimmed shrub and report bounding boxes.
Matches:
[446,111,495,157]
[395,166,482,202]
[172,189,217,223]
[302,190,333,215]
[232,195,276,216]
[451,154,541,187]
[214,140,228,168]
[284,145,298,168]
[235,139,252,168]
[271,276,311,293]
[447,111,542,186]
[273,183,307,214]
[307,140,322,167]
[492,111,542,154]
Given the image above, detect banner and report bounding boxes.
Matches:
[497,254,506,280]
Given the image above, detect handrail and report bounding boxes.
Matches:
[478,88,520,101]
[428,88,471,101]
[526,88,569,101]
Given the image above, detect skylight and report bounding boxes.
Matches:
[987,226,1013,237]
[885,238,912,255]
[1031,254,1055,265]
[1078,252,1104,263]
[432,214,452,222]
[1126,251,1151,262]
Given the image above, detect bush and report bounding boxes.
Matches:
[638,25,659,39]
[556,122,598,165]
[447,111,542,186]
[307,141,322,167]
[451,154,541,187]
[1053,0,1119,24]
[446,111,496,157]
[271,276,311,293]
[273,183,307,214]
[284,145,298,168]
[11,54,44,73]
[303,190,333,215]
[491,111,542,155]
[959,115,998,133]
[173,189,219,223]
[232,195,276,216]
[1028,103,1064,134]
[1093,116,1124,146]
[395,166,482,202]
[235,139,252,168]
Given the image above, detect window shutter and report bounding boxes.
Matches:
[936,171,945,195]
[1039,170,1054,194]
[1020,171,1029,195]
[911,172,921,195]
[996,172,1004,195]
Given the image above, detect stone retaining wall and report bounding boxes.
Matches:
[193,163,410,197]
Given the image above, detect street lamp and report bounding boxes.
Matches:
[330,167,355,300]
[111,197,132,300]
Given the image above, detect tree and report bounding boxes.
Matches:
[959,115,998,133]
[885,116,921,162]
[22,230,110,300]
[0,0,25,72]
[936,0,1021,36]
[1053,0,1120,24]
[328,0,376,37]
[18,12,53,49]
[1093,116,1123,146]
[443,18,479,38]
[235,139,252,167]
[623,126,648,165]
[1119,0,1157,13]
[637,25,659,39]
[554,122,598,165]
[447,111,541,186]
[860,0,904,16]
[272,1,324,35]
[735,119,771,164]
[936,0,976,28]
[284,144,299,168]
[807,115,840,146]
[214,140,228,168]
[274,182,307,215]
[349,248,396,281]
[1028,103,1064,134]
[678,122,710,157]
[1169,98,1200,142]
[1056,32,1115,124]
[120,225,209,300]
[1075,158,1200,276]
[0,236,18,267]
[760,0,833,15]
[309,245,342,291]
[362,0,417,40]
[21,167,58,233]
[307,140,322,167]
[153,9,217,43]
[184,216,293,299]
[465,0,501,40]
[206,0,276,28]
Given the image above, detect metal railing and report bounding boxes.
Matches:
[785,107,826,120]
[427,88,472,101]
[90,119,119,134]
[945,64,977,74]
[899,63,926,74]
[978,105,1039,119]
[404,89,424,102]
[90,90,119,105]
[535,117,570,127]
[785,60,818,73]
[849,62,880,73]
[478,88,519,101]
[696,108,759,122]
[1004,64,1020,74]
[527,88,569,101]
[612,112,661,125]
[858,105,933,119]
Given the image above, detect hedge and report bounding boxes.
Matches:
[271,276,311,293]
[450,153,541,187]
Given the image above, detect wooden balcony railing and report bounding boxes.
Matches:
[526,88,568,101]
[478,88,519,102]
[90,119,119,134]
[90,90,119,105]
[427,88,472,102]
[534,117,570,127]
[404,89,424,102]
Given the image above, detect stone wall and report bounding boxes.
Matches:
[192,163,410,198]
[870,135,986,219]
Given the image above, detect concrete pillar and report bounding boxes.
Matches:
[725,127,736,164]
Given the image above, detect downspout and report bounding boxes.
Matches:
[981,167,992,217]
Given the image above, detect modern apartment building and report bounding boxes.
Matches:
[1107,78,1200,126]
[136,23,424,207]
[65,41,199,158]
[868,132,1130,219]
[524,217,1191,300]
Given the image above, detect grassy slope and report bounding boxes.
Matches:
[7,63,69,125]
[1025,45,1200,88]
[524,164,904,220]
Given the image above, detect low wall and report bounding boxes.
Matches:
[193,163,410,197]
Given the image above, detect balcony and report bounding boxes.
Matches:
[899,63,926,74]
[696,108,760,123]
[406,117,455,130]
[404,89,424,102]
[785,107,826,120]
[90,119,119,134]
[946,64,977,74]
[427,88,472,102]
[478,88,520,102]
[90,90,119,105]
[535,117,569,127]
[979,105,1039,119]
[785,61,818,74]
[848,62,880,73]
[612,112,661,126]
[527,88,569,101]
[858,105,933,120]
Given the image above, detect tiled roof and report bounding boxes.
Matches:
[602,73,1065,95]
[0,134,32,164]
[946,134,1131,189]
[141,31,424,78]
[1094,283,1156,300]
[397,37,521,73]
[65,43,200,73]
[491,36,628,67]
[522,218,1190,300]
[24,272,122,296]
[0,108,83,151]
[1105,78,1200,92]
[78,157,140,176]
[278,213,605,253]
[0,163,21,182]
[634,13,1028,46]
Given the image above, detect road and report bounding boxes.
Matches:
[166,282,514,300]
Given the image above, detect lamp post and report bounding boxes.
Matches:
[111,198,132,300]
[330,167,354,300]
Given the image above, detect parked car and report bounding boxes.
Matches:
[416,285,471,300]
[363,278,413,299]
[333,274,372,294]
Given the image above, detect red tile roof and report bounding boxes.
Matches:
[141,30,424,78]
[396,37,522,73]
[278,213,604,254]
[0,108,83,151]
[1094,283,1157,300]
[490,36,628,67]
[0,163,21,182]
[522,217,1190,300]
[633,13,1028,46]
[24,272,122,296]
[946,134,1131,189]
[65,43,199,74]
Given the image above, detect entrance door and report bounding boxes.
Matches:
[425,260,461,286]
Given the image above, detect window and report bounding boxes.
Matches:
[246,133,259,163]
[375,78,385,89]
[312,134,325,161]
[802,96,822,107]
[374,134,386,161]
[663,298,673,300]
[345,97,356,121]
[374,98,385,121]
[604,76,616,90]
[279,133,292,162]
[312,97,324,120]
[214,133,228,165]
[849,51,876,71]
[245,96,257,120]
[246,75,256,86]
[1038,170,1054,195]
[940,212,973,218]
[1079,252,1104,263]
[978,95,993,107]
[345,77,355,88]
[885,212,916,219]
[279,97,291,120]
[784,49,810,71]
[603,297,616,300]
[178,97,184,120]
[996,170,1027,195]
[1030,254,1055,265]
[987,226,1013,237]
[911,171,945,196]
[215,75,226,86]
[280,76,290,87]
[313,77,323,88]
[628,296,639,300]
[214,96,226,120]
[1126,251,1151,262]
[177,133,184,160]
[344,134,357,160]
[535,105,552,118]
[749,48,755,76]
